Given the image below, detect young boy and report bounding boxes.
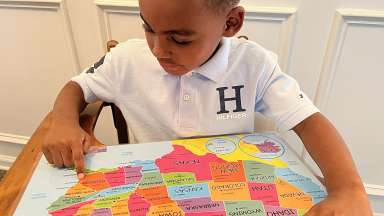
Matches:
[43,0,372,215]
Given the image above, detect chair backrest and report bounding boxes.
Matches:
[106,40,130,144]
[107,40,119,51]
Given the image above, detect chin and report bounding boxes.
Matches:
[163,66,190,76]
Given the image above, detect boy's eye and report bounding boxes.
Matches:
[142,24,154,33]
[171,36,192,46]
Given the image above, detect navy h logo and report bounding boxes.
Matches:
[216,85,246,114]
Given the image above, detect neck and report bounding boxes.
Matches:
[200,39,222,67]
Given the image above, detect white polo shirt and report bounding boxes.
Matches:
[71,37,319,143]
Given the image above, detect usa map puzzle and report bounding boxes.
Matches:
[15,133,327,216]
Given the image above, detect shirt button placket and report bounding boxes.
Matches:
[179,76,197,134]
[183,94,191,101]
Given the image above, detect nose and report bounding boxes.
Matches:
[152,35,171,59]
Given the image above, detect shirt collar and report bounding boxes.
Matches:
[159,37,231,82]
[194,37,231,83]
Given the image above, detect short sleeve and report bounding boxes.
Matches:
[71,51,118,103]
[255,64,319,131]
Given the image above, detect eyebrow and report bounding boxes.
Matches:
[140,13,196,36]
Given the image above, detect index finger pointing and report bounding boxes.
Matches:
[72,141,85,179]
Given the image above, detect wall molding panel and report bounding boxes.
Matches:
[315,9,384,111]
[94,0,137,8]
[243,6,297,72]
[0,0,61,10]
[0,0,80,156]
[0,0,81,74]
[95,0,139,51]
[307,8,384,198]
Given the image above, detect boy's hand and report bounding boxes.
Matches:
[42,120,92,179]
[306,188,372,216]
[293,113,373,215]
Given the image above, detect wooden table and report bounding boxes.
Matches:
[0,115,49,216]
[0,109,325,216]
[0,104,104,216]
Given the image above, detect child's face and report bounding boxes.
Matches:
[139,0,229,76]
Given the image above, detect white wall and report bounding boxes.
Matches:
[0,0,383,213]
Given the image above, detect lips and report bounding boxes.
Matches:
[158,59,180,71]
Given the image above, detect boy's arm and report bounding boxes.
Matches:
[43,81,91,178]
[51,81,87,122]
[293,112,372,215]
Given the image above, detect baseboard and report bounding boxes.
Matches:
[0,132,29,145]
[365,183,384,197]
[0,154,16,170]
[0,133,28,170]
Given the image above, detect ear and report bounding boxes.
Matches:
[223,6,245,37]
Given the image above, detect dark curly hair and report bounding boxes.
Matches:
[203,0,241,14]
